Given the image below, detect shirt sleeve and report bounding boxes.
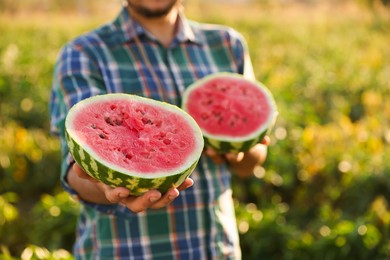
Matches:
[49,41,108,202]
[228,29,255,80]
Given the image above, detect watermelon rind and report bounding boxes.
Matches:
[65,94,204,195]
[182,72,278,153]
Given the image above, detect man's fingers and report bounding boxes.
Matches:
[260,136,271,145]
[176,178,194,192]
[149,189,179,209]
[225,152,244,164]
[74,164,194,212]
[100,185,131,203]
[120,190,162,213]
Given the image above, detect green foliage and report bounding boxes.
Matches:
[356,0,390,8]
[1,244,73,260]
[227,6,390,259]
[0,13,92,258]
[1,2,390,259]
[0,0,101,13]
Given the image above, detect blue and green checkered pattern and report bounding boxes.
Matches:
[50,7,253,259]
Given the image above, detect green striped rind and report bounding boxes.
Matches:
[65,127,198,196]
[204,131,267,153]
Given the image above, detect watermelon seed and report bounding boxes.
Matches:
[142,117,152,125]
[213,111,221,117]
[217,84,229,92]
[99,133,106,139]
[114,119,123,126]
[135,108,145,115]
[201,113,209,120]
[119,111,129,119]
[202,99,213,106]
[124,153,133,160]
[213,112,223,122]
[105,117,114,126]
[104,117,123,126]
[91,124,97,129]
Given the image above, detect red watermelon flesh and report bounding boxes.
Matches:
[185,76,272,137]
[71,98,197,174]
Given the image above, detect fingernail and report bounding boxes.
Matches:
[149,196,160,203]
[184,180,194,189]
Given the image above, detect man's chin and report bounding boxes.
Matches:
[128,0,179,18]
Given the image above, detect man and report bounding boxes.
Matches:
[50,0,269,258]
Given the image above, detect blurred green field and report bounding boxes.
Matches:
[1,1,390,259]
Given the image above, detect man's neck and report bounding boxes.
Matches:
[127,7,179,47]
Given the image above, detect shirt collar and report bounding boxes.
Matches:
[114,7,203,46]
[175,12,200,44]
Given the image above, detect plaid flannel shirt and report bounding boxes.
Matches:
[50,7,254,260]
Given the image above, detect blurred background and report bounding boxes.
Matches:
[1,0,389,259]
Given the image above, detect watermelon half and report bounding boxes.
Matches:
[182,72,277,153]
[65,94,204,195]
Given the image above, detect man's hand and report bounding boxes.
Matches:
[70,163,194,213]
[203,136,270,177]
